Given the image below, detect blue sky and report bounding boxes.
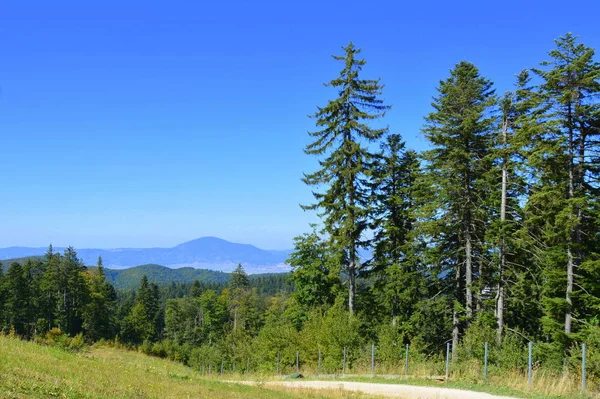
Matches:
[1,0,599,250]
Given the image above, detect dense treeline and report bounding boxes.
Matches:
[0,246,117,340]
[0,252,291,345]
[1,33,599,382]
[286,33,600,370]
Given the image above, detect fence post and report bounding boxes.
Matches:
[277,353,281,375]
[527,341,533,388]
[343,346,347,377]
[318,348,322,377]
[246,358,250,374]
[405,344,409,377]
[221,360,224,375]
[582,343,587,393]
[484,342,488,380]
[233,361,235,373]
[209,364,211,375]
[445,342,450,381]
[371,343,375,378]
[296,351,299,373]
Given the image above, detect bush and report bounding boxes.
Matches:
[36,328,87,353]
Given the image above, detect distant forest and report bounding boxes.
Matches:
[1,32,600,379]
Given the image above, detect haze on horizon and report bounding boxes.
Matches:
[2,0,599,250]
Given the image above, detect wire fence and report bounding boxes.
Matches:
[194,341,591,394]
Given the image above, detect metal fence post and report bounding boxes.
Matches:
[296,350,299,373]
[277,353,281,375]
[318,348,322,377]
[246,357,250,374]
[527,341,533,388]
[445,342,450,381]
[484,342,488,380]
[582,343,587,393]
[405,344,409,377]
[233,361,235,373]
[371,343,375,378]
[221,360,224,375]
[343,346,347,377]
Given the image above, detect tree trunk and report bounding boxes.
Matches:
[497,117,508,343]
[565,103,575,335]
[565,248,573,335]
[392,297,397,327]
[452,260,460,360]
[348,252,356,315]
[465,228,473,318]
[452,309,459,360]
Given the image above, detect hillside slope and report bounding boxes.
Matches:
[1,259,289,290]
[0,336,369,399]
[103,264,231,289]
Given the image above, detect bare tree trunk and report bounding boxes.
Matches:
[452,311,459,360]
[348,253,356,315]
[565,248,573,335]
[392,297,397,327]
[465,228,473,318]
[452,262,460,360]
[497,118,508,343]
[565,103,575,335]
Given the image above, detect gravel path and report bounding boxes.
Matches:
[239,380,522,399]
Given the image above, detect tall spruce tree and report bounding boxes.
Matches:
[371,134,423,328]
[83,256,116,340]
[489,70,539,342]
[122,275,161,343]
[22,258,46,337]
[229,263,250,331]
[4,263,27,335]
[303,42,390,314]
[420,61,496,357]
[529,33,600,342]
[230,264,249,290]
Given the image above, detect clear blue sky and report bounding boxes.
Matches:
[1,0,599,250]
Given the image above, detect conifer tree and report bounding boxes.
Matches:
[40,244,60,331]
[488,70,539,342]
[122,275,161,343]
[229,263,250,331]
[84,256,116,340]
[371,134,423,328]
[22,258,46,337]
[230,263,249,290]
[190,280,203,297]
[303,42,390,314]
[58,247,89,335]
[420,61,496,357]
[529,33,600,341]
[4,263,27,335]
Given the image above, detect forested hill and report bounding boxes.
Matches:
[101,264,230,290]
[0,257,290,291]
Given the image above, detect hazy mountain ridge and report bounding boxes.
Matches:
[0,237,292,273]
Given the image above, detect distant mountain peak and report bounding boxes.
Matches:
[0,237,292,274]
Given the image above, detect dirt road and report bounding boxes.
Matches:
[240,380,522,399]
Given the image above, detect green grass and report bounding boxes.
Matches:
[0,336,374,399]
